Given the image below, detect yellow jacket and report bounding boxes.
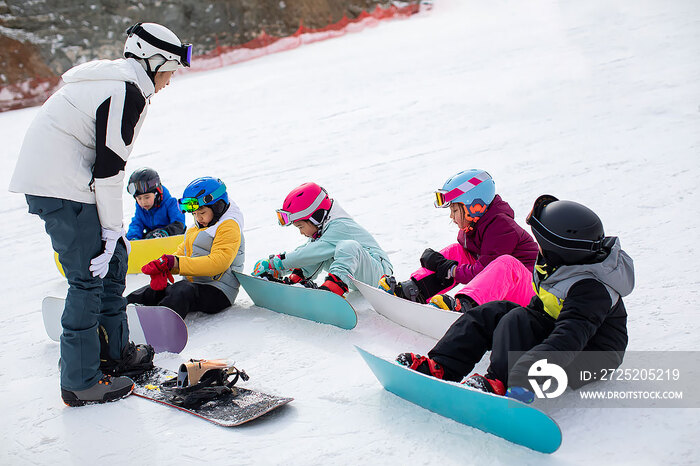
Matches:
[174,219,242,279]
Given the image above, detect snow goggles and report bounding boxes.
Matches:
[275,189,328,226]
[127,23,192,67]
[433,173,490,208]
[127,179,160,196]
[276,210,293,226]
[525,194,559,226]
[526,194,606,252]
[178,184,227,213]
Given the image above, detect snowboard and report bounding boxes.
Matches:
[133,366,293,426]
[234,271,358,329]
[53,234,184,276]
[41,296,188,354]
[351,277,459,339]
[356,347,562,454]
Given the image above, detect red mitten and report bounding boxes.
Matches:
[148,272,172,291]
[142,255,176,290]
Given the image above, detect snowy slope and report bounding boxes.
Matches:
[2,0,699,464]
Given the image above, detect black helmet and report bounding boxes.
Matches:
[526,195,605,266]
[127,167,163,206]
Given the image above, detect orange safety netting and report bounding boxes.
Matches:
[186,4,420,73]
[0,3,420,112]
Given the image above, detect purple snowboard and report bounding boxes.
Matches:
[132,305,188,354]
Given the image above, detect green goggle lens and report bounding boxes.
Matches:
[178,197,200,213]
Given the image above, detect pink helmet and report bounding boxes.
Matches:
[276,182,333,227]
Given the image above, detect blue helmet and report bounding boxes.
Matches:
[179,177,228,213]
[434,169,496,218]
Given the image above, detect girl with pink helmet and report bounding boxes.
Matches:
[253,182,393,296]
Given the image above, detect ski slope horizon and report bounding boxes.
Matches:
[2,0,699,464]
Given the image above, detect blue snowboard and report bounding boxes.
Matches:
[356,347,562,454]
[234,271,357,329]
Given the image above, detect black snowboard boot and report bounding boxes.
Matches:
[61,374,135,407]
[99,327,155,378]
[379,276,426,303]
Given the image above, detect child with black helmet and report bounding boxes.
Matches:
[396,195,635,402]
[127,176,245,319]
[126,167,185,240]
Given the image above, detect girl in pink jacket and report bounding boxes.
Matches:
[380,169,538,312]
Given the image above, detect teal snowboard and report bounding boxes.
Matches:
[234,271,357,329]
[356,347,562,454]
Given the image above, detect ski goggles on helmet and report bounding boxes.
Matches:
[275,189,329,226]
[526,194,606,252]
[180,43,192,67]
[433,173,490,208]
[525,194,559,227]
[276,210,294,226]
[178,184,227,213]
[126,23,192,68]
[127,179,160,196]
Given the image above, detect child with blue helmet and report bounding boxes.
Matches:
[380,169,539,312]
[125,167,186,240]
[127,176,245,318]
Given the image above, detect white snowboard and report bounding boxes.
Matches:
[42,296,147,343]
[41,296,188,354]
[350,278,460,339]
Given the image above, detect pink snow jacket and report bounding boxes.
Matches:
[453,195,538,284]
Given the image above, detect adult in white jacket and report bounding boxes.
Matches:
[9,23,192,406]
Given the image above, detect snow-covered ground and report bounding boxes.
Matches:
[2,0,699,463]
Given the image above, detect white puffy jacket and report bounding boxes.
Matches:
[9,58,155,232]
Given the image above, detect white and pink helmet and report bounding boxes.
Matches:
[276,182,333,227]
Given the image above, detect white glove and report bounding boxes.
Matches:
[90,228,130,278]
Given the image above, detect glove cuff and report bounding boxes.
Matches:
[101,228,122,241]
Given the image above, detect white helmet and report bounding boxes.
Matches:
[123,22,191,73]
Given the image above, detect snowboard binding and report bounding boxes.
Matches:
[259,270,318,289]
[161,359,250,409]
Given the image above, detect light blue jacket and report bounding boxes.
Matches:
[280,203,392,287]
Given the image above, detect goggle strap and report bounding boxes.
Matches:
[284,190,328,224]
[127,23,191,67]
[529,216,603,252]
[443,172,491,204]
[203,184,226,204]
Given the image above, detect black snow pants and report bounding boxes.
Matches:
[428,301,556,385]
[127,280,230,319]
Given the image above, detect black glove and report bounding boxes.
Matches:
[144,228,168,239]
[420,248,458,280]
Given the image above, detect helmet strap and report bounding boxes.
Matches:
[142,58,157,84]
[308,200,332,238]
[154,187,163,207]
[208,201,230,227]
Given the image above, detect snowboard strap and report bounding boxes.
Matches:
[160,359,250,409]
[262,271,318,289]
